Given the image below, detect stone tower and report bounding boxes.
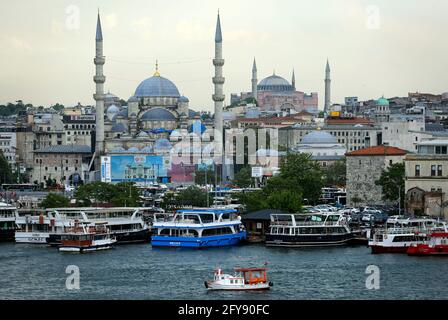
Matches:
[324,59,331,114]
[94,12,105,159]
[251,58,257,101]
[213,11,225,147]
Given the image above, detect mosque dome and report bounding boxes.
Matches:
[258,74,294,92]
[179,96,189,103]
[111,122,128,133]
[154,138,172,152]
[300,130,337,145]
[113,108,128,120]
[141,108,177,121]
[135,75,180,98]
[376,97,389,106]
[106,104,119,120]
[137,131,149,138]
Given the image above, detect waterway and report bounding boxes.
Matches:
[1,243,447,299]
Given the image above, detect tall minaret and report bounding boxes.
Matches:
[94,11,105,160]
[324,59,331,114]
[213,11,225,146]
[251,58,257,101]
[291,69,296,90]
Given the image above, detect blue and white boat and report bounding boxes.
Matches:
[151,209,246,248]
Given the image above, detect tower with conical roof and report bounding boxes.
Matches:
[213,11,225,150]
[251,58,257,101]
[94,11,105,163]
[324,59,331,114]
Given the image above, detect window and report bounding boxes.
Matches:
[438,165,443,177]
[431,165,437,176]
[415,165,420,177]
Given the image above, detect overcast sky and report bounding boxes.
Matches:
[0,0,447,112]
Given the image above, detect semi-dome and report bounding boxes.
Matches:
[179,96,189,103]
[141,108,176,121]
[376,96,389,106]
[300,130,337,145]
[113,107,128,120]
[258,74,294,92]
[111,122,128,133]
[135,75,180,98]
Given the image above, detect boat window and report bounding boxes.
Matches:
[271,227,278,234]
[160,229,170,236]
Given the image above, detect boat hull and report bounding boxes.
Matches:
[265,233,355,247]
[59,239,116,253]
[407,244,448,256]
[48,228,150,246]
[15,232,49,244]
[151,231,246,248]
[370,245,410,254]
[0,229,15,242]
[205,281,271,291]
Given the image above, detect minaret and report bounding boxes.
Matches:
[251,58,257,101]
[94,11,105,161]
[291,69,296,91]
[213,11,225,147]
[324,59,331,114]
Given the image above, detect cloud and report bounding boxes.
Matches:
[176,20,211,42]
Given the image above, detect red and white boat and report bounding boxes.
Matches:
[204,267,273,291]
[369,218,446,254]
[59,221,116,253]
[407,232,448,256]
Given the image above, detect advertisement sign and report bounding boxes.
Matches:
[101,156,111,183]
[251,166,263,178]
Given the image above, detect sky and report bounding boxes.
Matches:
[0,0,447,112]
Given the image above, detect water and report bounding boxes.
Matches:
[1,242,448,300]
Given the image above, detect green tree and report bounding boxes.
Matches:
[267,189,302,213]
[375,162,405,207]
[176,186,212,207]
[0,150,13,184]
[74,182,140,206]
[40,193,70,208]
[51,103,64,111]
[194,168,220,185]
[232,166,252,188]
[324,158,346,186]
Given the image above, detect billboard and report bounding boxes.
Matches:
[101,156,111,183]
[105,155,169,184]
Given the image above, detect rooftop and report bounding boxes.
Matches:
[346,145,407,157]
[34,145,92,154]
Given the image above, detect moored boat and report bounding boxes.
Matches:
[265,213,358,247]
[0,202,17,242]
[368,218,446,254]
[204,267,273,291]
[407,232,448,256]
[59,222,116,253]
[151,208,246,248]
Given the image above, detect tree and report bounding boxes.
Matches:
[351,195,362,207]
[40,193,70,208]
[176,186,212,207]
[232,166,252,188]
[51,103,64,111]
[194,168,220,185]
[74,182,140,207]
[375,162,405,207]
[324,159,346,186]
[0,150,13,185]
[267,189,302,213]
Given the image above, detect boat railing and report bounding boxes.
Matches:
[375,227,432,235]
[270,220,342,227]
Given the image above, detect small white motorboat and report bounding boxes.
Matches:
[204,267,273,291]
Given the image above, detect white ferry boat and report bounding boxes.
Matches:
[46,207,150,245]
[15,210,72,244]
[151,208,246,248]
[0,202,17,242]
[368,218,447,254]
[265,213,358,247]
[204,267,273,291]
[59,222,116,253]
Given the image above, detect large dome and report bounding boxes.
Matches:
[258,74,294,92]
[300,130,337,145]
[135,75,180,98]
[141,108,176,121]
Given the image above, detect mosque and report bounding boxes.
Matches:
[93,11,225,184]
